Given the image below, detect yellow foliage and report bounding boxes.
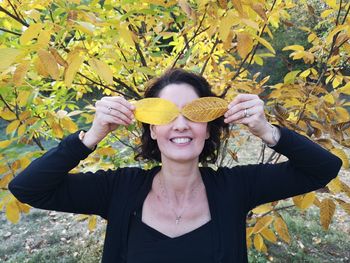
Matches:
[253,215,274,234]
[261,228,277,243]
[38,50,60,80]
[89,58,114,85]
[0,48,22,72]
[237,32,253,58]
[19,23,43,45]
[13,61,30,87]
[88,215,97,231]
[327,176,342,194]
[320,198,336,230]
[6,199,20,224]
[6,120,20,134]
[252,203,273,214]
[64,51,84,87]
[274,216,290,244]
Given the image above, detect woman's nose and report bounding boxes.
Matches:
[172,114,190,131]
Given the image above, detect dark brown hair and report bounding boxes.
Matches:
[135,68,229,164]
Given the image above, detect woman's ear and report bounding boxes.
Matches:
[150,125,157,140]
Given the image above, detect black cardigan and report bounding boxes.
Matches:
[9,127,342,262]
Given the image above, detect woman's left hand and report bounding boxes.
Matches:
[223,94,274,141]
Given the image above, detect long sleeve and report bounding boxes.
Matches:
[8,131,122,219]
[221,126,343,212]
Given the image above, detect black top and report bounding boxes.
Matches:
[8,126,343,262]
[127,207,213,263]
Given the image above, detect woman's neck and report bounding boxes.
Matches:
[158,160,202,206]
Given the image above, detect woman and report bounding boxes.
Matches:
[9,69,342,263]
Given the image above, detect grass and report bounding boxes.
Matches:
[248,206,350,263]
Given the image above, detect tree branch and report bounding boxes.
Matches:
[0,27,21,36]
[219,0,278,97]
[0,6,28,27]
[171,8,208,68]
[200,38,219,75]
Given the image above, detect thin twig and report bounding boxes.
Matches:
[200,38,219,75]
[0,27,21,36]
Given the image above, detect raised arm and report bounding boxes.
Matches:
[223,94,342,211]
[9,96,136,219]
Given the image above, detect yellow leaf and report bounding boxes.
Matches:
[20,157,31,169]
[0,48,22,72]
[325,0,338,9]
[252,34,275,54]
[119,23,134,46]
[321,9,333,18]
[88,215,97,231]
[274,216,290,243]
[0,140,12,148]
[6,120,20,134]
[336,199,350,215]
[6,200,20,224]
[34,57,49,77]
[1,109,16,121]
[340,181,350,198]
[37,30,51,48]
[253,215,274,234]
[133,98,179,125]
[60,117,78,133]
[299,69,310,78]
[17,124,27,136]
[182,97,228,122]
[16,200,31,214]
[13,61,30,86]
[95,147,116,156]
[237,32,253,58]
[253,234,265,251]
[251,3,267,21]
[64,52,84,87]
[218,11,236,41]
[320,198,336,230]
[330,148,349,169]
[324,93,335,104]
[338,82,350,95]
[51,122,64,138]
[178,0,195,19]
[49,48,68,67]
[232,0,244,16]
[89,58,114,85]
[17,90,31,107]
[261,228,277,243]
[20,23,43,45]
[0,173,12,188]
[327,176,342,194]
[326,25,348,45]
[38,50,60,80]
[284,70,301,84]
[246,226,254,237]
[282,45,304,51]
[300,192,315,210]
[252,203,273,214]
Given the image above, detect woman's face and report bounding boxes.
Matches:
[150,83,209,164]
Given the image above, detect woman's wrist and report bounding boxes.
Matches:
[261,123,281,147]
[79,130,98,150]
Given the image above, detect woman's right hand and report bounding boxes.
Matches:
[82,96,135,149]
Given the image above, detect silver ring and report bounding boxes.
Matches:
[107,106,112,113]
[244,108,249,118]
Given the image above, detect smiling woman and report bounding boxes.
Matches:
[8,68,342,263]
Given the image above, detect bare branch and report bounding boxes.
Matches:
[200,38,219,75]
[0,27,21,36]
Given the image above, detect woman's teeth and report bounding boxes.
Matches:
[171,138,191,144]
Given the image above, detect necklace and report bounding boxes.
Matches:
[157,173,202,225]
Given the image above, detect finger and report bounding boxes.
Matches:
[229,94,260,107]
[104,114,130,126]
[225,98,261,118]
[104,107,134,124]
[97,100,134,120]
[224,106,259,123]
[102,96,136,111]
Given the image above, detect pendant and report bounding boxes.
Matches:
[175,216,181,225]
